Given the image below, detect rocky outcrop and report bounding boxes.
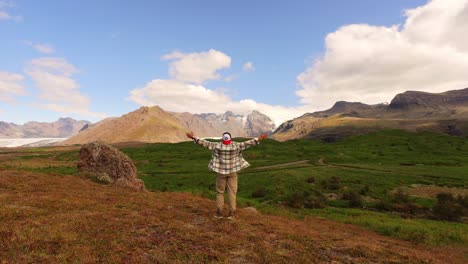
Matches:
[308,101,375,118]
[389,88,468,109]
[244,110,275,136]
[77,141,145,191]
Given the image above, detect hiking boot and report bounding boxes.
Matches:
[214,209,223,219]
[227,210,236,220]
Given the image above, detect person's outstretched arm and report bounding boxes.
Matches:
[186,131,218,150]
[238,133,268,150]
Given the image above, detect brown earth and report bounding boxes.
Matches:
[408,185,468,198]
[0,170,466,263]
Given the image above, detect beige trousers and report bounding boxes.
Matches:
[216,173,238,212]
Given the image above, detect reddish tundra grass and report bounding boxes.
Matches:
[0,170,466,263]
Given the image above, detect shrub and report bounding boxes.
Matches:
[285,192,305,209]
[457,194,468,208]
[252,187,267,198]
[304,191,326,209]
[393,188,410,203]
[285,190,325,209]
[433,193,465,221]
[322,176,341,190]
[375,200,392,211]
[342,189,362,207]
[436,192,454,203]
[304,197,326,209]
[359,185,370,195]
[392,203,422,215]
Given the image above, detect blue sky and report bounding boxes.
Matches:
[1,0,467,125]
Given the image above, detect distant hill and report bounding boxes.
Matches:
[62,106,189,145]
[0,118,90,139]
[272,88,468,141]
[389,89,468,110]
[62,106,275,145]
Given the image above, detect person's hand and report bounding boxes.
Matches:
[258,133,268,141]
[186,131,195,139]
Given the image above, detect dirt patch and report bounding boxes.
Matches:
[1,158,74,168]
[408,185,468,198]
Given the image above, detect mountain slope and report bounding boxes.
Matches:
[169,112,219,138]
[64,106,275,145]
[0,118,89,138]
[171,110,275,138]
[62,106,188,144]
[273,88,468,141]
[0,122,21,138]
[244,110,276,136]
[390,89,468,110]
[1,170,464,263]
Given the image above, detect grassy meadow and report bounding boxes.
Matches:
[1,130,467,247]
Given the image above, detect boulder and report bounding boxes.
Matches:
[243,207,259,214]
[77,141,145,191]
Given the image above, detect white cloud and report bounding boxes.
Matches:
[129,79,307,126]
[162,49,231,84]
[130,0,468,126]
[25,57,107,119]
[24,41,56,54]
[28,57,77,75]
[31,43,55,54]
[0,0,15,8]
[0,10,20,21]
[296,0,468,110]
[0,71,25,103]
[0,1,21,21]
[131,49,306,126]
[242,61,255,72]
[224,75,238,82]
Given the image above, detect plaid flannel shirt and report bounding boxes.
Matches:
[194,137,259,174]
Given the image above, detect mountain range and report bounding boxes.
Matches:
[272,88,468,141]
[0,118,90,139]
[2,88,468,145]
[61,107,275,145]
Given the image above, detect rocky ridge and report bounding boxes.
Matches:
[272,88,468,141]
